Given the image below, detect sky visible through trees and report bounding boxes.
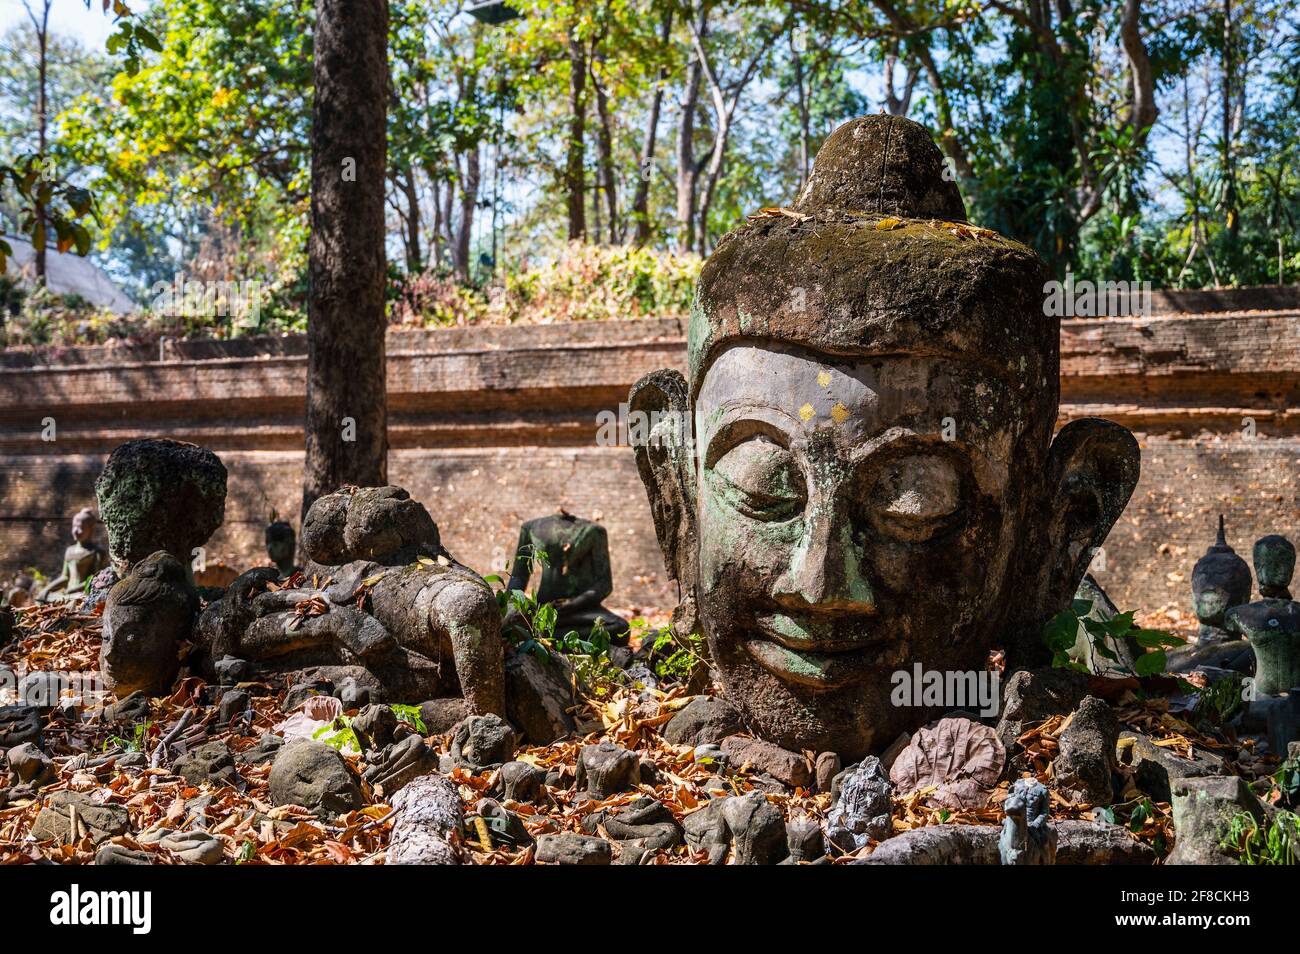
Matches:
[0,0,1297,338]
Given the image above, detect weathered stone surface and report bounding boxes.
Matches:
[94,842,153,865]
[217,689,251,727]
[826,756,893,851]
[236,733,284,765]
[720,735,812,789]
[449,714,517,771]
[1120,731,1227,802]
[0,705,42,750]
[859,825,1000,865]
[1054,696,1119,806]
[1055,820,1156,865]
[352,703,397,750]
[100,551,198,696]
[582,796,683,852]
[504,651,576,745]
[94,438,227,574]
[1254,534,1296,600]
[496,761,544,804]
[1191,516,1253,637]
[301,485,439,566]
[173,740,238,787]
[721,791,788,865]
[6,742,55,786]
[419,697,469,735]
[159,829,224,864]
[1166,776,1267,865]
[1227,599,1300,696]
[536,832,612,865]
[661,696,743,747]
[363,734,438,797]
[31,791,130,844]
[996,668,1089,753]
[629,113,1139,760]
[268,740,363,820]
[101,690,150,725]
[814,751,842,794]
[576,742,640,799]
[785,815,826,863]
[684,797,731,864]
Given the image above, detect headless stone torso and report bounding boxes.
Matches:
[507,513,629,643]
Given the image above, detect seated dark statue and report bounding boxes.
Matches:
[1254,534,1295,601]
[628,115,1140,759]
[198,486,504,715]
[1190,515,1253,642]
[265,519,300,579]
[1225,533,1300,696]
[37,508,108,603]
[506,512,629,645]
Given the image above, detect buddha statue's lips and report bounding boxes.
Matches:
[745,612,888,689]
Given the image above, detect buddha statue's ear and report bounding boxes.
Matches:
[629,369,699,633]
[1040,418,1140,611]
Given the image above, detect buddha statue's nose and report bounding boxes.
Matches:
[773,504,876,613]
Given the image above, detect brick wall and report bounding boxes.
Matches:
[2,292,1297,615]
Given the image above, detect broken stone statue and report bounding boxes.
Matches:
[95,438,228,578]
[36,508,108,603]
[628,114,1140,759]
[1226,536,1300,698]
[1169,516,1257,674]
[505,512,630,644]
[198,485,505,715]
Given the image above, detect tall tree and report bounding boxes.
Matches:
[21,0,52,282]
[301,0,390,521]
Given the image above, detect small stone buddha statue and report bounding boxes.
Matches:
[1190,515,1253,643]
[628,114,1140,759]
[265,519,300,579]
[506,512,630,644]
[37,508,108,603]
[1254,534,1295,600]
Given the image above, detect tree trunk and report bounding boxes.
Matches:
[301,0,390,525]
[31,0,51,282]
[674,14,705,254]
[565,30,588,242]
[631,9,673,247]
[400,167,422,273]
[1221,0,1238,242]
[454,145,480,281]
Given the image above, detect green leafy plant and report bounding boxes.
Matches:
[1043,599,1185,677]
[106,719,150,754]
[1221,811,1300,865]
[1192,673,1247,730]
[650,626,708,686]
[313,716,359,752]
[389,703,427,735]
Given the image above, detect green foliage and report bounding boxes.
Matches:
[1043,598,1185,676]
[313,716,360,752]
[106,719,150,754]
[650,625,707,685]
[1221,810,1300,865]
[1191,673,1247,731]
[389,704,427,735]
[390,243,700,329]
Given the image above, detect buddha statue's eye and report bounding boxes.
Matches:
[864,452,963,541]
[709,436,805,521]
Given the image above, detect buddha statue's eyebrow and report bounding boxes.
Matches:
[700,406,797,469]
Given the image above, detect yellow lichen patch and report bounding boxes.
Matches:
[798,402,816,421]
[830,402,850,424]
[817,371,832,388]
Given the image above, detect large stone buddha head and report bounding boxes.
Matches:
[630,116,1139,759]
